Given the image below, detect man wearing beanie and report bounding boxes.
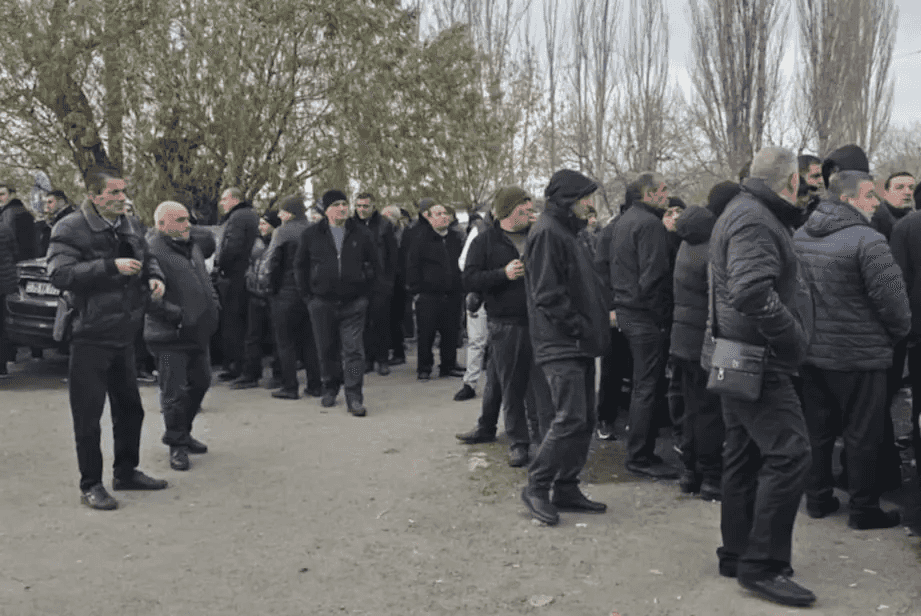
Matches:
[457,187,550,467]
[406,198,465,380]
[610,171,678,480]
[521,169,611,526]
[261,194,321,399]
[295,189,380,415]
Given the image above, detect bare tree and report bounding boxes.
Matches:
[797,0,897,158]
[542,0,560,171]
[687,0,787,176]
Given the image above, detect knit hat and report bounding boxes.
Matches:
[278,194,306,218]
[706,181,741,218]
[321,189,348,211]
[668,196,687,210]
[493,186,531,220]
[822,145,870,189]
[544,169,597,209]
[417,198,437,215]
[261,209,282,228]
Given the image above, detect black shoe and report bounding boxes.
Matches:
[81,483,118,510]
[737,574,816,607]
[552,488,607,513]
[375,362,390,376]
[271,388,299,400]
[439,367,465,378]
[679,469,701,494]
[388,356,406,366]
[348,402,367,417]
[595,421,616,441]
[719,560,794,579]
[218,370,241,382]
[304,386,323,398]
[170,446,190,471]
[365,361,374,373]
[113,471,168,491]
[521,487,559,525]
[453,384,476,401]
[699,477,722,502]
[229,377,259,390]
[806,496,840,519]
[321,391,337,407]
[455,427,497,444]
[848,508,901,530]
[263,377,283,389]
[509,445,529,468]
[626,460,679,480]
[417,371,431,381]
[185,436,208,454]
[895,434,913,450]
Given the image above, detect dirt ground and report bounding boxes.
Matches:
[1,347,920,616]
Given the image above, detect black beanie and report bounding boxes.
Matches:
[278,194,306,218]
[261,210,282,228]
[417,198,437,215]
[707,181,741,218]
[321,189,348,211]
[822,145,870,189]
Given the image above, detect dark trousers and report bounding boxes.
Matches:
[242,296,279,381]
[675,357,723,480]
[69,343,146,491]
[0,295,7,373]
[389,279,407,360]
[220,278,248,370]
[619,311,669,463]
[801,366,887,511]
[889,340,921,482]
[597,326,632,425]
[718,372,811,578]
[271,290,321,394]
[528,358,596,493]
[364,291,392,364]
[415,292,462,374]
[308,296,368,405]
[155,347,211,446]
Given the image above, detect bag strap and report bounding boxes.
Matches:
[708,263,719,339]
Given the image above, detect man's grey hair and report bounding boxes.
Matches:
[749,146,797,195]
[827,171,873,202]
[223,187,244,201]
[154,200,188,225]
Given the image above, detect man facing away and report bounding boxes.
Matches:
[48,166,169,510]
[144,202,220,471]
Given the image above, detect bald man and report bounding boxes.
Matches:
[144,201,220,471]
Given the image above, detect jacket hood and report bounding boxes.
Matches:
[544,170,597,234]
[740,178,803,229]
[803,199,870,238]
[674,206,715,245]
[0,197,25,212]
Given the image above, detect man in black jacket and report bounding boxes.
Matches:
[354,192,398,376]
[406,199,465,381]
[704,147,815,608]
[262,195,321,400]
[611,172,677,479]
[48,166,169,511]
[0,181,37,262]
[296,190,380,416]
[215,187,260,380]
[145,202,220,471]
[520,169,611,526]
[871,171,915,241]
[794,171,910,530]
[36,190,76,256]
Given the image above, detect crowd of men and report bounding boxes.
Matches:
[2,142,920,609]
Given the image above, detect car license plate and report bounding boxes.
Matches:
[25,281,60,296]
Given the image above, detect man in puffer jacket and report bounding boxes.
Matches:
[795,170,910,530]
[144,202,220,472]
[704,147,815,608]
[520,169,612,527]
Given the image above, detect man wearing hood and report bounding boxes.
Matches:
[215,187,260,381]
[669,182,739,502]
[871,171,915,241]
[520,169,611,526]
[0,181,37,261]
[705,147,815,608]
[794,171,909,531]
[610,172,678,479]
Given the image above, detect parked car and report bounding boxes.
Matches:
[4,257,62,350]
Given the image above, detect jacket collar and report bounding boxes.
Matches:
[80,200,130,234]
[52,204,76,226]
[220,200,252,223]
[741,178,803,229]
[631,201,666,220]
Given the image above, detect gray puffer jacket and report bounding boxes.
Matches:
[794,199,910,370]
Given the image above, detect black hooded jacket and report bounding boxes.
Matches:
[525,170,611,365]
[610,200,672,325]
[670,207,717,362]
[702,178,814,375]
[794,199,909,370]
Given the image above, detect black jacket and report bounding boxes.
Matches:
[890,210,921,336]
[670,207,716,362]
[36,204,76,257]
[406,218,464,296]
[525,171,611,365]
[0,198,37,261]
[610,201,672,325]
[870,201,912,241]
[244,235,271,298]
[0,224,17,296]
[217,201,259,281]
[353,210,398,293]
[48,202,164,348]
[463,221,529,326]
[263,218,309,296]
[702,178,813,375]
[593,216,619,304]
[295,217,380,302]
[144,228,220,351]
[794,199,910,370]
